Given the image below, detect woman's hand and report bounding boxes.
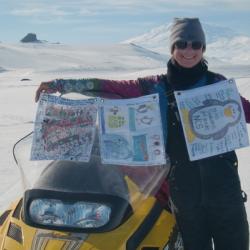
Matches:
[35,80,58,102]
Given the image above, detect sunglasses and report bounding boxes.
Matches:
[175,40,203,50]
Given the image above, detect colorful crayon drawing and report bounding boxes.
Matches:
[175,79,249,161]
[133,134,149,161]
[99,94,166,166]
[31,94,167,166]
[189,99,241,140]
[102,134,132,160]
[31,94,97,162]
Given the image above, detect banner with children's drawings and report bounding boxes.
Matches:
[174,78,249,161]
[98,94,166,166]
[31,94,98,162]
[31,93,166,166]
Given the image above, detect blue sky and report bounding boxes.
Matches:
[0,0,249,44]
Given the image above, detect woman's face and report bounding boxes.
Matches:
[172,41,204,68]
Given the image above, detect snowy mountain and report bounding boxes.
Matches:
[123,22,250,65]
[206,36,250,65]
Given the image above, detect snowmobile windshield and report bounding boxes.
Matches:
[13,92,170,209]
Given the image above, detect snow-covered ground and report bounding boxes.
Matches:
[0,23,250,242]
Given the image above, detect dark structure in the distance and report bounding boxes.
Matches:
[20,33,41,43]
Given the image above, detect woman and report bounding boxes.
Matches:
[35,18,249,250]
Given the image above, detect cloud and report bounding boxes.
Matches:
[8,0,250,19]
[2,0,249,43]
[10,8,70,17]
[5,0,250,29]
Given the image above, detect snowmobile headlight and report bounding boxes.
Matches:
[29,198,111,229]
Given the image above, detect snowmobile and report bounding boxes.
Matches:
[0,92,183,250]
